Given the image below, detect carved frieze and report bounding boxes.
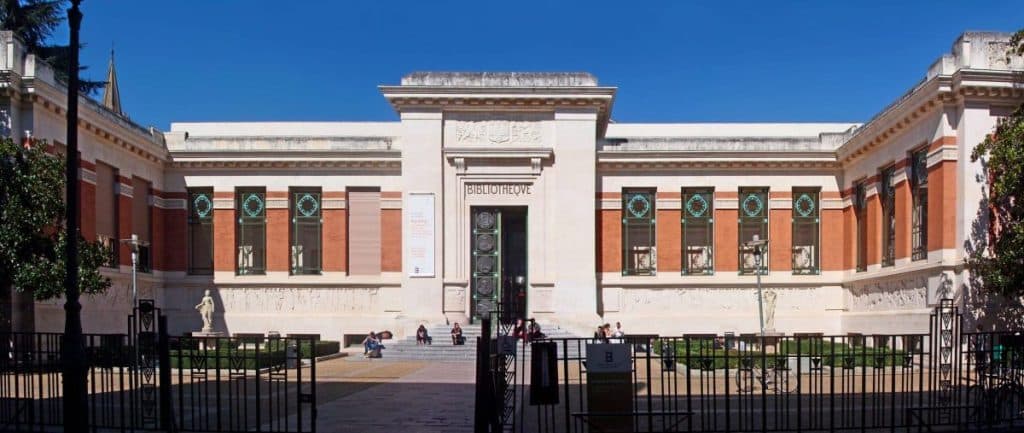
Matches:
[846,277,928,311]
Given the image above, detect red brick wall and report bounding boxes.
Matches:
[928,160,957,251]
[79,179,96,241]
[597,209,621,273]
[895,179,912,260]
[715,208,738,272]
[213,192,235,273]
[265,194,289,272]
[381,209,402,272]
[866,191,881,267]
[656,208,681,273]
[117,180,132,267]
[323,208,347,272]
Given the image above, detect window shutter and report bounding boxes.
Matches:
[347,189,381,275]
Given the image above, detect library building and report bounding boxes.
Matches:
[3,31,1022,341]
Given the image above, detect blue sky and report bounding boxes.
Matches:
[55,1,1023,130]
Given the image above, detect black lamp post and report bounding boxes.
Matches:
[62,1,89,431]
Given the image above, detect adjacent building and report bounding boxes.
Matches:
[3,31,1021,341]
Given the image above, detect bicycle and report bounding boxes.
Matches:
[734,353,799,394]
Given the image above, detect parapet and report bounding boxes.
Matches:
[400,72,598,87]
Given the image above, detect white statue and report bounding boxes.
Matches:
[764,290,778,331]
[195,289,215,332]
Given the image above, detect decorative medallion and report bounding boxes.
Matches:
[742,194,764,217]
[685,194,709,218]
[475,277,494,296]
[476,211,496,230]
[475,255,495,273]
[296,193,319,217]
[476,234,496,252]
[626,194,651,219]
[193,194,212,218]
[794,194,815,217]
[476,299,495,316]
[242,193,264,218]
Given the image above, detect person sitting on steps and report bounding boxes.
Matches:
[527,318,545,340]
[451,322,464,345]
[416,324,432,345]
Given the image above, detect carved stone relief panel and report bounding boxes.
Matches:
[846,276,928,311]
[444,112,551,147]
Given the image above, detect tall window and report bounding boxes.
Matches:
[132,177,152,272]
[682,188,713,275]
[738,188,768,275]
[94,162,118,267]
[792,188,820,275]
[291,188,322,275]
[911,148,928,261]
[879,167,896,267]
[187,188,214,275]
[236,188,266,275]
[854,182,867,272]
[622,189,656,275]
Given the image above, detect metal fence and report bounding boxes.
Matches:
[0,301,317,433]
[480,300,1024,432]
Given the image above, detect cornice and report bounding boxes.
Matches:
[11,74,169,164]
[597,150,838,171]
[443,147,553,160]
[170,158,401,171]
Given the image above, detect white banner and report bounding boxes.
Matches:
[406,193,435,277]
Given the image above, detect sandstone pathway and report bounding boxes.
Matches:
[315,358,476,433]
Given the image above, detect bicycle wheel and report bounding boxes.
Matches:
[774,368,799,394]
[735,365,758,393]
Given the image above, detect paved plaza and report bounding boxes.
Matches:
[314,357,476,433]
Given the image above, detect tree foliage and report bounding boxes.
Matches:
[0,0,103,93]
[968,30,1024,298]
[0,137,110,302]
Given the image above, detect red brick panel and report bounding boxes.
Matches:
[597,209,621,273]
[715,208,738,272]
[866,193,880,267]
[656,209,681,273]
[213,208,235,273]
[821,209,844,271]
[895,180,912,260]
[928,160,957,251]
[79,180,96,241]
[118,193,132,267]
[842,204,855,271]
[770,208,792,272]
[381,209,402,272]
[322,209,347,272]
[153,207,187,272]
[265,208,289,272]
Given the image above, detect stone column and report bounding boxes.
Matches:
[399,110,445,322]
[551,109,599,329]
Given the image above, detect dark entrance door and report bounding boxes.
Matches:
[470,206,527,323]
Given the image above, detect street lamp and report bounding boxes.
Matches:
[743,234,769,338]
[120,234,150,309]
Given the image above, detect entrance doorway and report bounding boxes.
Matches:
[470,206,527,323]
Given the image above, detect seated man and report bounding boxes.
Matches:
[362,331,379,357]
[527,319,545,340]
[451,323,464,345]
[416,325,432,345]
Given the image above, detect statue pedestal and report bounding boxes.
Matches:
[193,331,226,351]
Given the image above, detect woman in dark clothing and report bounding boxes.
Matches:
[451,323,464,345]
[416,324,431,345]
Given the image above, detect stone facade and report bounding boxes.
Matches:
[3,31,1021,341]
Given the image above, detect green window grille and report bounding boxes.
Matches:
[236,189,266,275]
[880,167,896,267]
[291,189,322,275]
[622,189,656,275]
[187,188,214,274]
[682,188,714,275]
[738,188,768,275]
[911,149,928,261]
[792,188,820,275]
[854,183,867,272]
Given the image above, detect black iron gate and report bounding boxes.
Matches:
[477,299,1024,432]
[0,299,317,432]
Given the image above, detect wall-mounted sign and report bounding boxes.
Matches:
[465,183,533,196]
[406,193,435,277]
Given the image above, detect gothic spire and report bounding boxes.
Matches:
[102,48,122,115]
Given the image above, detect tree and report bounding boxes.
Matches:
[0,0,103,93]
[0,137,110,333]
[968,30,1024,300]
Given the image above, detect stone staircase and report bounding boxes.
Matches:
[352,322,582,361]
